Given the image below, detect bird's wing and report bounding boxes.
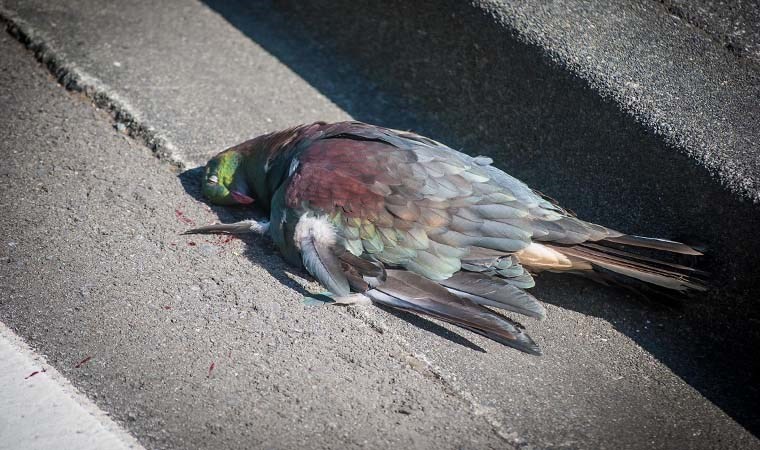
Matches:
[284,122,616,283]
[287,214,544,350]
[293,214,351,297]
[367,270,541,355]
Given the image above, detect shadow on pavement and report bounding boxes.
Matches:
[378,306,487,353]
[199,0,760,436]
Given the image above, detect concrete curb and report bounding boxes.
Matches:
[0,7,184,168]
[276,0,760,203]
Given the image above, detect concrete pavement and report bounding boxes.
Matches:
[1,1,759,449]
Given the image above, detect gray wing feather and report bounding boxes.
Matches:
[367,270,541,355]
[439,271,546,319]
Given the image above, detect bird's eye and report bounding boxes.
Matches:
[208,175,219,185]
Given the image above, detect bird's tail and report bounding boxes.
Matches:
[544,234,708,297]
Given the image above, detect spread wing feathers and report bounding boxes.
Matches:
[438,271,547,319]
[366,270,542,355]
[294,215,351,297]
[284,121,617,286]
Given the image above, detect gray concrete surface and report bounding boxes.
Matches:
[1,0,759,449]
[479,0,760,201]
[0,323,144,450]
[1,0,353,166]
[276,0,760,200]
[661,0,760,68]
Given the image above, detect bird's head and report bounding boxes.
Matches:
[201,149,255,206]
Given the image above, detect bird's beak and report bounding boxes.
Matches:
[182,221,255,235]
[230,190,255,205]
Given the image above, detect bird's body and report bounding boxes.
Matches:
[189,121,706,355]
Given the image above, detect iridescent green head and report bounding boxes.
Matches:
[201,150,255,206]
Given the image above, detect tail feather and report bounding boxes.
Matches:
[585,266,690,302]
[581,242,708,275]
[547,234,708,294]
[604,234,703,256]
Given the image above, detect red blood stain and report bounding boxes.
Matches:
[209,234,239,255]
[163,305,172,310]
[75,356,93,368]
[227,350,232,358]
[24,368,47,379]
[174,209,195,225]
[187,241,197,246]
[207,361,215,378]
[221,235,236,244]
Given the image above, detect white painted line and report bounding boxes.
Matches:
[0,322,144,450]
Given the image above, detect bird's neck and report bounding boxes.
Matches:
[241,124,319,212]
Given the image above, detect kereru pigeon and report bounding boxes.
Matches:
[185,121,706,355]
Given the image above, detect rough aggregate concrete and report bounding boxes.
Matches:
[659,0,760,68]
[1,1,760,449]
[1,0,355,166]
[482,0,760,203]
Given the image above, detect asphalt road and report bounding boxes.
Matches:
[1,1,758,449]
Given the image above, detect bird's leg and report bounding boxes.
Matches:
[331,293,373,306]
[302,292,373,306]
[182,220,270,235]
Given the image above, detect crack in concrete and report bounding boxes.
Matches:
[343,306,524,449]
[0,7,185,169]
[656,0,760,69]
